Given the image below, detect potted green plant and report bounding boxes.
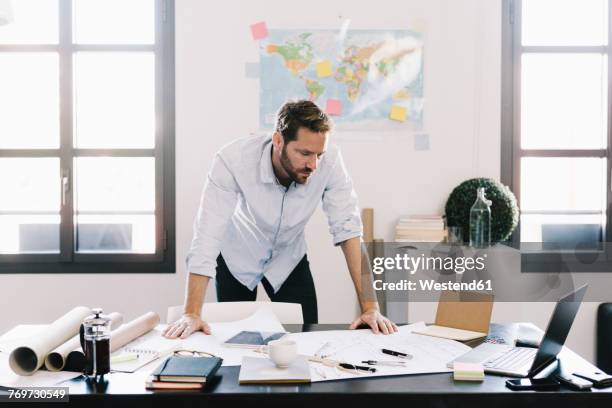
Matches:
[445,178,519,244]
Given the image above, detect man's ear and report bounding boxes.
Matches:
[272,131,283,150]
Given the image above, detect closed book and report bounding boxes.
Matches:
[395,230,446,237]
[397,219,445,228]
[395,229,447,242]
[151,355,223,383]
[397,223,445,230]
[145,377,205,390]
[399,214,443,221]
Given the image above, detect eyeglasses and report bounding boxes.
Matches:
[173,350,216,358]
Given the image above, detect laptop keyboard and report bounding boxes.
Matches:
[483,347,537,372]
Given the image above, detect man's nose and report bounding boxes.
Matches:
[308,155,318,170]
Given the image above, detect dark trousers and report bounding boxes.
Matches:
[215,254,318,324]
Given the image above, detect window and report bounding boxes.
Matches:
[0,0,175,273]
[502,0,612,271]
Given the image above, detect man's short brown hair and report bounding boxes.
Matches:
[275,100,332,143]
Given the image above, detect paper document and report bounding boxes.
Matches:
[111,327,182,373]
[517,322,544,347]
[287,322,471,382]
[167,306,287,367]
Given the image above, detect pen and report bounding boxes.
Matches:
[339,363,377,373]
[382,348,413,359]
[361,360,407,367]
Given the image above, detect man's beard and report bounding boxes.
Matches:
[280,146,312,184]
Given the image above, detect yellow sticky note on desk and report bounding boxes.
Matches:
[316,60,333,77]
[389,105,407,122]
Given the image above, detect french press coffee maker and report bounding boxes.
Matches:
[80,308,112,379]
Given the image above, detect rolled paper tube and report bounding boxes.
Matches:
[109,312,160,353]
[44,312,123,372]
[9,306,91,376]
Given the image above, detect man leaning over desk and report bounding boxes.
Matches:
[163,100,397,339]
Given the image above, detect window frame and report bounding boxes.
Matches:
[502,0,612,272]
[0,0,175,273]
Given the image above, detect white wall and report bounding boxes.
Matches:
[0,0,602,364]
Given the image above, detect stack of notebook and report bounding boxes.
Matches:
[453,362,485,382]
[146,355,223,390]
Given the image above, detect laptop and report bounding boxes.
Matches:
[448,284,587,377]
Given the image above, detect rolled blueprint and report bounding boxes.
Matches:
[9,306,91,376]
[44,312,123,372]
[109,312,160,352]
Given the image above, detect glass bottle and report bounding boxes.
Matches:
[469,187,491,248]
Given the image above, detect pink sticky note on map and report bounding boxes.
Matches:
[326,99,342,116]
[250,21,268,40]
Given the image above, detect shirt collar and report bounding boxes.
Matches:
[260,138,275,184]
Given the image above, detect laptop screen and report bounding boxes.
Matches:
[528,284,588,376]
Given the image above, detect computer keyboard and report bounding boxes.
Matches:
[483,347,537,371]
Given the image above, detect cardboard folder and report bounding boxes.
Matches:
[413,291,494,341]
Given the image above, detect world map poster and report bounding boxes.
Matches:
[259,28,424,130]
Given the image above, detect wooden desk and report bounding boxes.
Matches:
[4,324,612,408]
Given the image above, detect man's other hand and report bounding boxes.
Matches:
[162,314,212,339]
[349,309,398,335]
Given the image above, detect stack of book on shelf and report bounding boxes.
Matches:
[395,214,446,242]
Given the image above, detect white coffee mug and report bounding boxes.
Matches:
[268,339,297,368]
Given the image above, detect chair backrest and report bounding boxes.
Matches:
[166,301,303,325]
[597,303,612,374]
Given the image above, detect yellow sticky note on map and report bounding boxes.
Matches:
[316,60,333,77]
[389,105,407,122]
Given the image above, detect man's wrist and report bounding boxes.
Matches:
[183,308,201,318]
[361,302,380,313]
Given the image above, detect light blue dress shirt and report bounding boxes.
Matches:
[186,134,362,293]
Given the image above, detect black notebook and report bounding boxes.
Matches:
[151,355,223,383]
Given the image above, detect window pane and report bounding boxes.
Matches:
[74,53,155,148]
[0,215,60,254]
[522,0,608,46]
[521,213,604,248]
[0,158,60,255]
[73,0,154,44]
[0,0,58,44]
[74,157,155,212]
[0,53,60,149]
[521,157,606,212]
[75,214,155,253]
[521,54,607,150]
[0,158,60,211]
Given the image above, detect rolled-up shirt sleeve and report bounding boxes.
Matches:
[321,151,363,246]
[185,153,239,278]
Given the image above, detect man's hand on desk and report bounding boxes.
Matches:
[162,314,212,339]
[349,308,398,335]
